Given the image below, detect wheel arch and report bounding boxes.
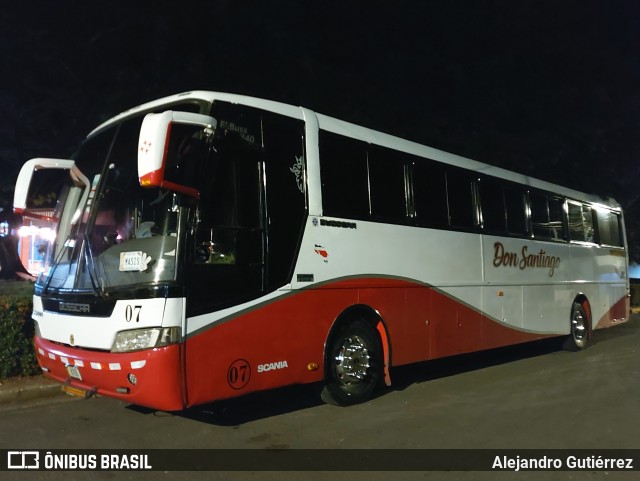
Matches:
[324,304,392,387]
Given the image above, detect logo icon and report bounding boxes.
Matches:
[314,244,329,263]
[7,451,40,470]
[289,155,304,193]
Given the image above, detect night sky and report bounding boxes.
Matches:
[2,1,640,258]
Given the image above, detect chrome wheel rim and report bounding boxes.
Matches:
[571,309,586,341]
[334,335,371,386]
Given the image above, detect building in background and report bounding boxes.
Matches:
[0,207,53,278]
[16,210,55,276]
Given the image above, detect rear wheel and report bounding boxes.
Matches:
[321,319,382,406]
[564,302,589,351]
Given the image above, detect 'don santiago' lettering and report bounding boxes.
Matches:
[493,242,561,277]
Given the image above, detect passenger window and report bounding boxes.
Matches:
[479,179,506,233]
[596,209,622,247]
[412,160,448,228]
[368,147,408,222]
[568,201,594,243]
[447,169,476,229]
[320,131,369,219]
[504,187,528,236]
[531,193,565,241]
[548,197,566,240]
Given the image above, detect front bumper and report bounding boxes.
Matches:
[35,336,185,411]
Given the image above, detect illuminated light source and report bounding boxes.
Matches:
[17,225,56,240]
[40,227,56,241]
[307,362,319,371]
[18,225,36,237]
[127,373,138,385]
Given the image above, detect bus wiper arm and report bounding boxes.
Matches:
[83,233,105,297]
[43,234,75,295]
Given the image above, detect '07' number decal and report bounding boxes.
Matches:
[227,359,251,390]
[125,305,142,322]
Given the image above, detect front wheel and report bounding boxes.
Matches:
[321,319,382,406]
[564,302,589,351]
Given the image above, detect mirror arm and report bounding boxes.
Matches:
[157,180,200,200]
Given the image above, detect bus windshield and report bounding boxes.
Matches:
[38,118,186,293]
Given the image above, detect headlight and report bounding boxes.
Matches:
[111,327,181,353]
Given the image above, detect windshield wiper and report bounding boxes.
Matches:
[42,234,77,295]
[83,233,105,297]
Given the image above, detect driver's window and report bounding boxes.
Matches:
[194,154,262,267]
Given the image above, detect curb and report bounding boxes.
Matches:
[0,375,69,407]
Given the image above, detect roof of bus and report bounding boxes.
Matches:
[89,90,620,210]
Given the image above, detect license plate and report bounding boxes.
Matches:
[119,251,143,271]
[62,385,90,398]
[66,364,83,381]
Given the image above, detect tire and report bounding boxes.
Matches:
[321,319,382,406]
[564,302,589,351]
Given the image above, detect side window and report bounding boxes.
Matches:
[568,202,584,241]
[479,179,506,233]
[263,113,307,289]
[548,197,566,240]
[530,193,548,238]
[583,205,595,243]
[530,192,565,241]
[596,209,623,247]
[187,103,264,314]
[320,131,369,219]
[368,146,408,222]
[505,187,528,236]
[412,160,448,228]
[447,168,476,229]
[568,201,595,243]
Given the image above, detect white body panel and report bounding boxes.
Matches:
[290,217,628,335]
[33,297,184,350]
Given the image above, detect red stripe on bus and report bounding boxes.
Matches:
[184,278,553,407]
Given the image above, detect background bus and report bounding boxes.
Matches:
[14,91,629,410]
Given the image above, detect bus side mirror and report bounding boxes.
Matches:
[137,111,217,199]
[14,158,90,223]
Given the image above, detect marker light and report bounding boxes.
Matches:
[111,327,180,353]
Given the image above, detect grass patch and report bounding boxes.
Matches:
[0,279,35,298]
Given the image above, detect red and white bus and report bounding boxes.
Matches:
[14,91,630,410]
